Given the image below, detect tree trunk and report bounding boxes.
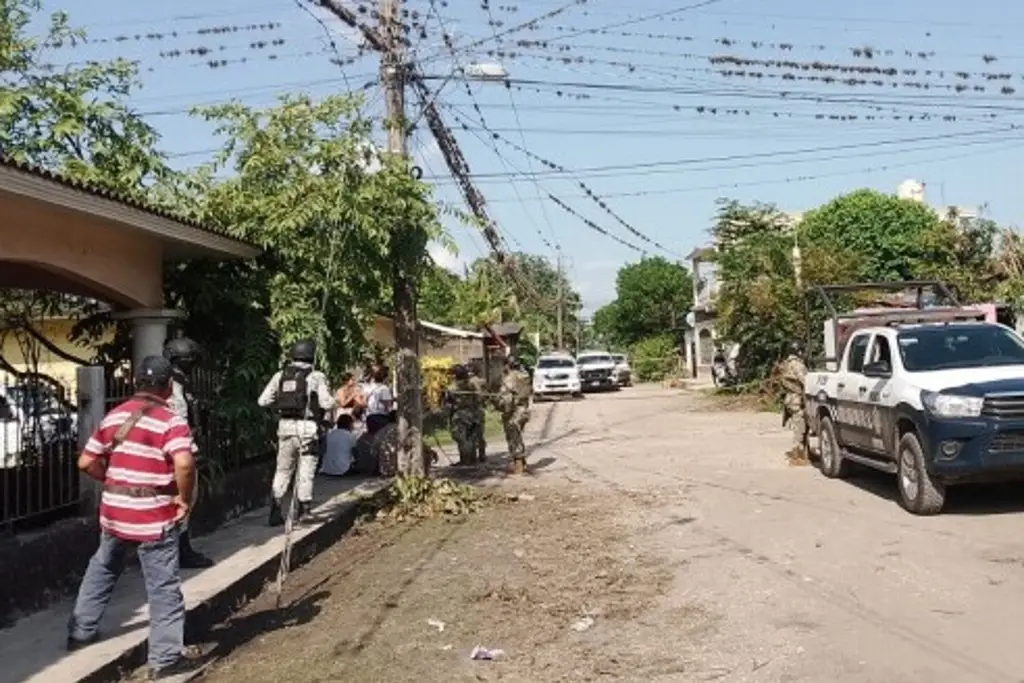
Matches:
[393,262,426,477]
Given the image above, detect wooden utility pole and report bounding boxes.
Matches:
[380,0,425,475]
[555,248,564,350]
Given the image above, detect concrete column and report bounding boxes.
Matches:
[684,330,694,377]
[76,365,106,513]
[111,309,185,370]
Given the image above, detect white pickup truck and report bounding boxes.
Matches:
[805,282,1024,515]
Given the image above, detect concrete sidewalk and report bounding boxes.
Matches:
[0,476,386,683]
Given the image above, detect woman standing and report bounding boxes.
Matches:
[363,365,394,435]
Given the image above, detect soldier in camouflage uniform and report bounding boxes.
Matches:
[498,355,532,475]
[777,341,809,465]
[467,361,488,462]
[444,364,484,466]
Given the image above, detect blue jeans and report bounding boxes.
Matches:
[69,526,185,669]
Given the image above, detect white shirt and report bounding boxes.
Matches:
[320,428,355,476]
[365,382,393,416]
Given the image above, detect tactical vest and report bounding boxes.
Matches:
[277,364,313,419]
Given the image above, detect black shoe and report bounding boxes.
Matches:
[178,531,215,569]
[66,632,99,652]
[296,501,312,522]
[268,500,285,527]
[147,646,208,680]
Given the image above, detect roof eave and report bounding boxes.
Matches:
[0,164,260,260]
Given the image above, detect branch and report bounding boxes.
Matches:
[14,317,93,366]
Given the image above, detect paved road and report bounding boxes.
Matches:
[527,385,1024,683]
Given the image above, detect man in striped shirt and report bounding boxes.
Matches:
[67,355,206,680]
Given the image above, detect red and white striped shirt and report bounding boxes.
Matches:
[84,395,194,542]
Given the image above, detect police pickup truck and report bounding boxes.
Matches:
[804,281,1024,515]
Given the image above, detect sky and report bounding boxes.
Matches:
[39,0,1024,315]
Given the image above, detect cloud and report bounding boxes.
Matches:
[428,241,464,274]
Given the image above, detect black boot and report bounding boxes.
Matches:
[268,499,285,527]
[178,530,215,569]
[296,500,312,522]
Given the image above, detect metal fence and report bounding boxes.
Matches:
[0,374,80,531]
[1,363,275,532]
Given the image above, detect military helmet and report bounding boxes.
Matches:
[452,364,469,380]
[505,354,520,369]
[163,336,201,362]
[290,339,316,363]
[788,340,804,356]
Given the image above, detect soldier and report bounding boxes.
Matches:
[497,355,532,475]
[257,339,335,527]
[778,341,809,465]
[444,364,484,466]
[467,361,488,462]
[162,335,215,569]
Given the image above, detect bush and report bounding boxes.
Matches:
[420,356,455,410]
[630,334,678,382]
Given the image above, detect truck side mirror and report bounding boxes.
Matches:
[862,361,892,378]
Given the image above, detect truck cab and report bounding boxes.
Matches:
[804,281,1024,515]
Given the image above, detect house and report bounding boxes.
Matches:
[683,246,718,378]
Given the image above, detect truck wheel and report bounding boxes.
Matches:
[896,431,945,515]
[818,417,849,479]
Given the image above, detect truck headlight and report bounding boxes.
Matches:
[921,390,983,418]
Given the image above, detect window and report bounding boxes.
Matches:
[537,358,576,369]
[897,325,1024,372]
[847,334,870,373]
[578,355,612,365]
[869,336,893,368]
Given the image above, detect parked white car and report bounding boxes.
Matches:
[532,353,582,400]
[576,351,619,392]
[611,353,632,387]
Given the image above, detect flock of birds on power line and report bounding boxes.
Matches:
[44,0,1024,291]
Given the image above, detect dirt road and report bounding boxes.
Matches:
[198,386,1024,683]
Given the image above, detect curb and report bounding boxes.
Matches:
[78,496,373,683]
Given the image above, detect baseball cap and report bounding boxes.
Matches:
[135,355,174,386]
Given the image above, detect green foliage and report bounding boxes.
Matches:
[712,199,860,382]
[418,262,463,326]
[417,251,579,350]
[593,256,692,348]
[798,189,945,282]
[0,0,172,197]
[630,334,677,382]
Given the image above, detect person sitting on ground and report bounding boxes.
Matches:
[334,372,366,422]
[364,365,394,435]
[320,414,356,477]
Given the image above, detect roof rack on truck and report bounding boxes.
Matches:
[806,280,987,371]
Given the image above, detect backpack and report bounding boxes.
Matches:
[277,365,313,419]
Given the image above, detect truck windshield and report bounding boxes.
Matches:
[537,358,575,369]
[897,325,1024,372]
[579,355,612,365]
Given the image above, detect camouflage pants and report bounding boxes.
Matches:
[475,412,487,459]
[783,393,807,448]
[501,407,530,458]
[452,418,483,464]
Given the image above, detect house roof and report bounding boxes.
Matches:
[0,155,260,259]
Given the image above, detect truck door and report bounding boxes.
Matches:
[860,334,896,455]
[837,333,871,449]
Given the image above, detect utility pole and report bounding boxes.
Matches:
[575,313,582,356]
[555,247,564,350]
[380,0,425,475]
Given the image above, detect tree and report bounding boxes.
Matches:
[798,189,946,282]
[0,0,172,197]
[418,262,463,326]
[445,252,581,349]
[590,301,620,347]
[599,256,693,349]
[712,199,859,382]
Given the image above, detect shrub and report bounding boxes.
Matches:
[420,356,455,410]
[630,335,678,382]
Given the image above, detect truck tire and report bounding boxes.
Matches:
[818,417,849,479]
[896,431,945,515]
